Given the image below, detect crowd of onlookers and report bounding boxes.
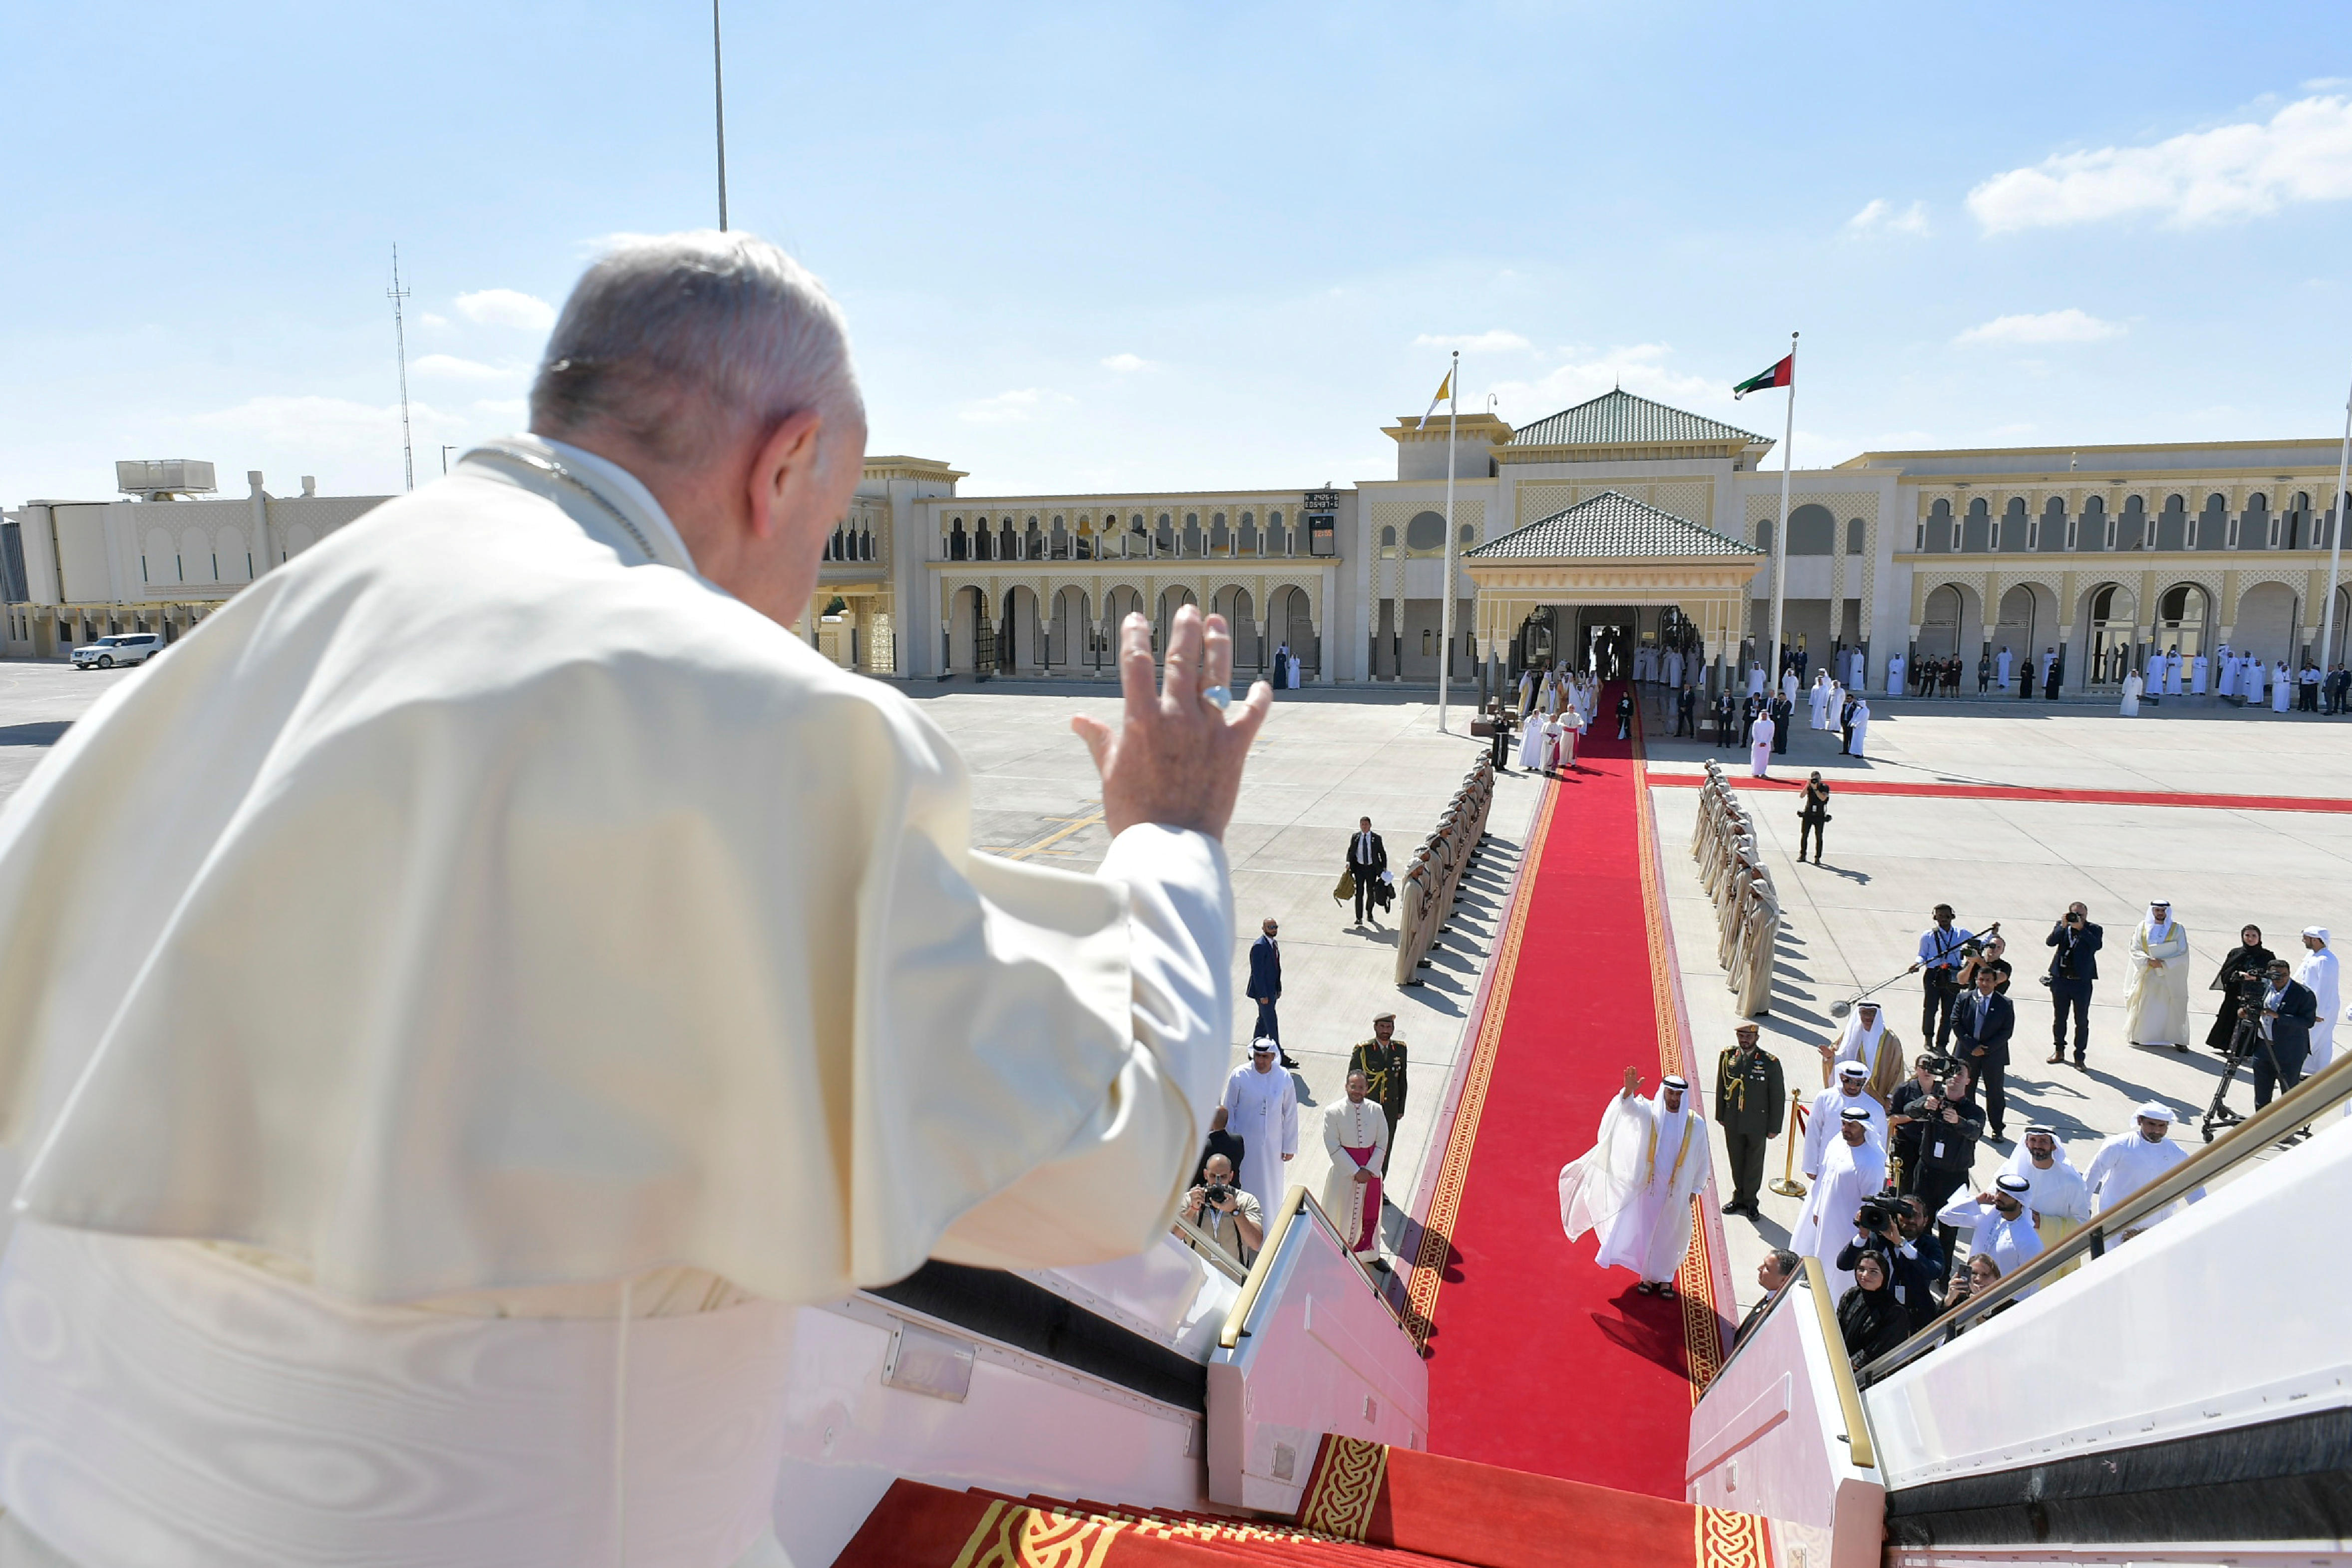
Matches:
[1729,898,2343,1372]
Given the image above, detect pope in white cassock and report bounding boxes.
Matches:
[0,235,1277,1567]
[1560,1069,1711,1296]
[1321,1070,1390,1263]
[1220,1038,1299,1219]
[1790,1106,1889,1295]
[2123,900,2194,1050]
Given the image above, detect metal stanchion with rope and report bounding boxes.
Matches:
[1769,1089,1809,1197]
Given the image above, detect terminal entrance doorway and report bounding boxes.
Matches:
[1576,605,1639,679]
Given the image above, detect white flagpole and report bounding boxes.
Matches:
[1767,331,1797,695]
[1439,349,1460,732]
[2325,364,2352,687]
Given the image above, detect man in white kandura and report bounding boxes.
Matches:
[1748,662,1766,699]
[0,233,1274,1566]
[1802,1063,1887,1181]
[1886,651,1905,695]
[1996,646,2012,690]
[1809,671,1832,730]
[1560,1069,1712,1298]
[1844,696,1871,758]
[2085,1102,2202,1236]
[2299,928,2340,1075]
[1938,1174,2046,1288]
[2002,1124,2091,1276]
[1821,997,1905,1104]
[1790,1106,1888,1296]
[1219,1037,1298,1218]
[1321,1069,1390,1270]
[1749,706,1775,779]
[2124,899,2194,1052]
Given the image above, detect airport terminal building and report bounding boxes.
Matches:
[10,395,2352,690]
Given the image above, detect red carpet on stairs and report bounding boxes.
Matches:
[1406,682,1728,1499]
[832,1437,1775,1567]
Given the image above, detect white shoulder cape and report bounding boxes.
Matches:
[0,443,1230,1305]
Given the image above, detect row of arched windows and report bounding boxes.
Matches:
[1914,491,2344,555]
[941,508,1296,562]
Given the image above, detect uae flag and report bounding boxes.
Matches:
[1732,354,1793,399]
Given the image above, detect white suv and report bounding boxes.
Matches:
[70,633,162,669]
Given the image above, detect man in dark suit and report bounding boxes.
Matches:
[1734,1250,1799,1347]
[2252,957,2318,1110]
[1247,917,1295,1068]
[1675,683,1697,737]
[1768,692,1793,755]
[2045,902,2103,1068]
[1346,816,1386,927]
[1951,965,2016,1140]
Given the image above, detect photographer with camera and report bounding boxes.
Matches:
[2045,903,2103,1068]
[1836,1192,1939,1331]
[2249,957,2318,1111]
[1908,1063,1988,1254]
[1886,1053,1947,1192]
[1182,1153,1263,1268]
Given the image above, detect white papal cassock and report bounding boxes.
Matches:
[1559,1086,1710,1285]
[1222,1060,1298,1219]
[0,436,1235,1567]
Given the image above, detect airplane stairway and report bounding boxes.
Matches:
[834,1435,1781,1567]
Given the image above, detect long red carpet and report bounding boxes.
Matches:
[1408,684,1723,1499]
[1647,770,2352,814]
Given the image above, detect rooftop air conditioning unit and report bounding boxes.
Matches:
[116,460,218,501]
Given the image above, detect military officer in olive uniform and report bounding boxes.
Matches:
[1715,1022,1785,1218]
[1348,1011,1409,1145]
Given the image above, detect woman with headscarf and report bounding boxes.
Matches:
[1836,1250,1912,1369]
[2205,923,2275,1053]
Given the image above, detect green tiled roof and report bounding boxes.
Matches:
[1505,388,1766,449]
[1465,491,1761,560]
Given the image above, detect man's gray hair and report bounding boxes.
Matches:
[530,231,862,466]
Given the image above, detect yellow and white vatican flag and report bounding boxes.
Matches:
[1424,368,1453,419]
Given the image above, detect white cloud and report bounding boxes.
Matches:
[957,387,1071,424]
[1101,353,1152,372]
[1967,93,2352,231]
[412,353,516,381]
[1485,344,1724,424]
[455,288,559,330]
[1411,329,1532,354]
[1846,198,1929,234]
[419,312,451,330]
[1953,309,2126,346]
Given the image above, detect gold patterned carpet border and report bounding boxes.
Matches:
[1403,776,1561,1353]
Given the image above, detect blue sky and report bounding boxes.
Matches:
[7,2,2352,502]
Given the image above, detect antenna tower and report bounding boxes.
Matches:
[388,245,415,491]
[713,0,730,230]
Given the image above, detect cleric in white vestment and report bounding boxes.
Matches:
[0,234,1276,1566]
